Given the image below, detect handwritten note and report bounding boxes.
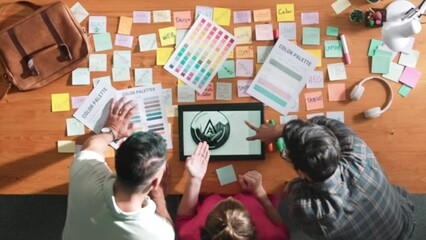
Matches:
[216,82,232,100]
[305,49,322,67]
[236,59,254,77]
[237,80,253,97]
[253,9,271,22]
[325,40,343,58]
[328,83,346,101]
[89,54,107,72]
[158,26,176,46]
[196,83,214,100]
[279,22,296,40]
[276,4,295,22]
[139,33,157,52]
[72,68,90,85]
[218,60,235,79]
[213,7,231,26]
[399,50,420,68]
[399,67,422,88]
[71,96,87,109]
[173,11,192,29]
[118,16,133,35]
[302,27,320,45]
[195,6,213,20]
[233,10,252,24]
[257,46,273,64]
[113,50,131,68]
[114,34,134,48]
[382,62,404,82]
[133,11,151,23]
[134,68,153,86]
[57,140,75,153]
[255,24,273,41]
[153,10,171,23]
[235,46,254,59]
[51,93,70,112]
[66,118,85,136]
[301,12,319,25]
[93,33,113,52]
[327,62,347,81]
[89,16,107,33]
[178,85,195,102]
[112,68,130,82]
[234,26,252,45]
[307,70,324,88]
[305,91,324,110]
[331,0,351,15]
[70,2,89,23]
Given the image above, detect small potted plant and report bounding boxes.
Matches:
[350,9,364,23]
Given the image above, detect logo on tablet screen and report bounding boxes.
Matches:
[190,111,230,149]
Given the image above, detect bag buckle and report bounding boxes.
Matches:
[59,43,73,61]
[24,55,39,76]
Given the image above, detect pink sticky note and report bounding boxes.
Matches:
[305,91,324,110]
[237,80,253,97]
[233,10,252,24]
[133,11,151,23]
[115,34,134,48]
[196,83,214,100]
[399,67,421,88]
[173,11,192,29]
[255,24,273,41]
[71,95,87,109]
[327,83,346,101]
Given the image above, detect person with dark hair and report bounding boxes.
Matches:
[175,142,290,240]
[246,116,415,240]
[62,98,174,240]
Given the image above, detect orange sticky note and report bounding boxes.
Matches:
[118,16,133,35]
[305,91,324,110]
[327,83,346,101]
[51,93,70,112]
[253,9,272,22]
[196,83,214,100]
[235,46,254,59]
[173,11,192,29]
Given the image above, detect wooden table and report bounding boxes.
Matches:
[1,0,425,195]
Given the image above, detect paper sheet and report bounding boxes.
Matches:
[368,39,384,56]
[326,26,339,36]
[305,49,322,67]
[71,96,87,109]
[176,29,188,46]
[113,51,131,68]
[280,115,298,124]
[399,85,412,97]
[326,111,344,122]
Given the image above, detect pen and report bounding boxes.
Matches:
[340,34,351,64]
[269,119,284,152]
[266,120,274,152]
[273,29,279,44]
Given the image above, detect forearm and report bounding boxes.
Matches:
[177,178,202,216]
[81,133,113,157]
[256,193,283,224]
[152,196,173,224]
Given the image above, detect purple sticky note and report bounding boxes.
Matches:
[115,34,134,48]
[399,67,421,88]
[233,10,252,24]
[71,96,87,109]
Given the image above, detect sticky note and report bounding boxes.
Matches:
[382,62,404,83]
[326,26,339,36]
[196,83,214,100]
[368,39,384,56]
[301,12,319,25]
[139,33,158,52]
[399,67,421,88]
[216,82,232,100]
[195,6,213,20]
[66,118,85,136]
[276,4,295,22]
[153,10,171,23]
[134,68,153,86]
[399,50,420,68]
[233,10,252,24]
[213,7,231,26]
[327,62,347,81]
[218,60,235,79]
[93,33,113,52]
[399,85,412,97]
[305,91,324,110]
[216,165,237,186]
[377,45,398,61]
[93,76,111,87]
[325,40,343,58]
[253,9,272,22]
[371,55,391,74]
[328,83,346,101]
[178,85,195,102]
[118,16,133,35]
[51,93,70,112]
[228,50,234,59]
[257,46,273,64]
[162,88,173,107]
[71,95,87,109]
[89,16,107,33]
[112,68,130,82]
[307,70,324,88]
[255,24,274,41]
[89,54,107,72]
[158,26,176,46]
[236,59,254,77]
[133,11,151,23]
[58,140,75,153]
[256,64,262,74]
[331,0,351,15]
[235,46,254,59]
[289,98,300,112]
[237,80,253,98]
[156,47,174,66]
[113,50,131,68]
[72,68,90,85]
[173,11,192,29]
[70,2,89,23]
[280,115,298,124]
[326,111,344,123]
[234,26,252,45]
[114,34,134,48]
[305,49,322,67]
[177,79,187,85]
[302,27,320,45]
[307,112,324,119]
[279,22,296,40]
[176,29,188,46]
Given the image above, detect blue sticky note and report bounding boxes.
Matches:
[302,27,320,45]
[324,40,343,58]
[218,60,235,79]
[368,39,383,56]
[216,165,237,186]
[399,85,412,97]
[93,32,113,52]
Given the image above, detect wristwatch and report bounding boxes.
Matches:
[100,127,116,141]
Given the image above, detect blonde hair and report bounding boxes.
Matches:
[200,198,257,240]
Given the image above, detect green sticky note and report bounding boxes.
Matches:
[93,32,113,52]
[374,49,392,57]
[371,55,391,74]
[326,26,339,36]
[368,39,383,56]
[218,60,235,78]
[302,27,320,45]
[216,165,237,186]
[382,62,404,82]
[399,84,412,97]
[324,40,343,58]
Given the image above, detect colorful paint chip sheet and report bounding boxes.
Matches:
[164,16,237,93]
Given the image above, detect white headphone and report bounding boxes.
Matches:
[350,76,393,119]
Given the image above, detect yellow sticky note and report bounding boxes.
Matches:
[227,50,234,59]
[253,9,272,22]
[277,4,295,22]
[58,140,75,153]
[177,79,187,85]
[156,47,174,65]
[235,46,254,59]
[213,7,231,26]
[306,49,322,67]
[118,16,133,35]
[51,93,70,112]
[234,26,252,45]
[158,26,176,46]
[256,64,263,74]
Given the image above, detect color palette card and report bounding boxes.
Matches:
[164,15,237,94]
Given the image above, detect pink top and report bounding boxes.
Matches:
[175,193,291,240]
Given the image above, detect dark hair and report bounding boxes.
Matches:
[115,131,166,191]
[283,119,340,182]
[200,198,257,240]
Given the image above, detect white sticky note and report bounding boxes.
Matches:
[399,50,420,68]
[113,51,131,68]
[237,80,253,98]
[153,10,171,23]
[89,54,107,72]
[112,68,130,82]
[195,6,213,20]
[301,12,319,25]
[307,112,324,119]
[134,68,153,86]
[382,62,404,83]
[307,70,324,88]
[255,24,274,41]
[66,118,85,136]
[257,46,273,64]
[327,62,347,81]
[58,140,76,153]
[216,165,237,186]
[72,68,90,85]
[133,11,151,23]
[70,2,89,23]
[326,111,345,123]
[236,59,254,77]
[93,76,111,87]
[279,22,296,40]
[115,34,134,48]
[162,88,173,107]
[216,82,232,100]
[176,29,188,47]
[178,85,195,102]
[138,33,158,52]
[331,0,351,15]
[280,115,298,124]
[89,16,107,33]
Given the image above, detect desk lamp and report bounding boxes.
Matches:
[382,0,426,52]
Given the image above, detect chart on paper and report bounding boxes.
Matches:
[164,15,237,93]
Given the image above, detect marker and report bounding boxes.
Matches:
[273,29,280,44]
[266,120,274,152]
[340,34,351,64]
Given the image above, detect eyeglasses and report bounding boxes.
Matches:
[280,148,291,163]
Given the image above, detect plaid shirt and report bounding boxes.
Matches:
[287,117,415,240]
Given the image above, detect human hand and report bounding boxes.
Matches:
[150,163,169,200]
[104,97,137,140]
[185,141,210,181]
[238,170,267,198]
[245,120,283,144]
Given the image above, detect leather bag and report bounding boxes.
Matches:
[0,1,89,100]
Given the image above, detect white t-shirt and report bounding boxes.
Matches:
[62,150,175,240]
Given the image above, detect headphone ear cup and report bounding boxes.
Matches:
[364,107,382,119]
[350,85,364,101]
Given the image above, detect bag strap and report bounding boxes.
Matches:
[40,11,73,61]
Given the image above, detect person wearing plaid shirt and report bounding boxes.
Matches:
[245,116,415,240]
